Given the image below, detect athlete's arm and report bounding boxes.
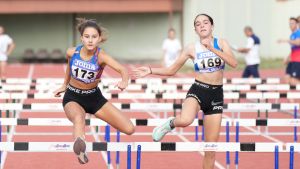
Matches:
[53,47,75,97]
[99,50,129,90]
[205,39,238,68]
[6,41,15,56]
[132,44,191,78]
[288,38,300,46]
[237,47,250,53]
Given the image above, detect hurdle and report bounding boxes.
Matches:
[2,91,300,100]
[0,102,299,112]
[0,141,288,152]
[0,118,299,127]
[0,142,297,169]
[2,83,300,92]
[0,77,282,85]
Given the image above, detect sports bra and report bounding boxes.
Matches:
[69,45,103,83]
[193,38,225,73]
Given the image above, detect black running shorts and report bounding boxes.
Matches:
[63,84,108,114]
[186,80,223,115]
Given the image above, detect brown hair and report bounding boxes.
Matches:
[194,13,214,27]
[76,18,107,42]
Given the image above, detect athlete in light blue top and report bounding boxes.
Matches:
[54,18,134,164]
[133,14,237,169]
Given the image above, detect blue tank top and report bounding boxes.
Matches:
[69,45,103,83]
[193,38,225,73]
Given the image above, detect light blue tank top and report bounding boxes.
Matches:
[193,38,225,73]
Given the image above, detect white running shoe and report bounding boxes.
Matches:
[152,117,175,142]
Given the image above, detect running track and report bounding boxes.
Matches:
[0,63,299,169]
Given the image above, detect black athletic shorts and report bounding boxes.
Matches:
[286,62,300,78]
[63,84,108,114]
[186,80,223,115]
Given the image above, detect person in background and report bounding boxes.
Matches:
[237,26,261,78]
[162,28,182,67]
[278,17,300,85]
[0,25,15,79]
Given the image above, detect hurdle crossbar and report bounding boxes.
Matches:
[0,142,290,152]
[0,103,298,112]
[0,118,299,127]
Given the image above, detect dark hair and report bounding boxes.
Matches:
[168,28,175,32]
[76,18,107,42]
[290,17,298,23]
[194,13,214,26]
[244,26,253,32]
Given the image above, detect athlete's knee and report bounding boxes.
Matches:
[176,116,194,127]
[204,151,216,159]
[72,115,85,125]
[123,124,135,135]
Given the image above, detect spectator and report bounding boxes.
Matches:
[162,28,182,67]
[237,26,261,78]
[0,25,15,79]
[278,17,300,85]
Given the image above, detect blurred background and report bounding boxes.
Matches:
[0,0,299,65]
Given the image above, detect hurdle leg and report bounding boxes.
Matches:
[127,145,131,169]
[136,145,141,169]
[274,146,279,169]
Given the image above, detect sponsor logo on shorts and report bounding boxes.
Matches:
[213,106,223,110]
[211,100,223,106]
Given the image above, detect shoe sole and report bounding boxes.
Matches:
[73,138,89,164]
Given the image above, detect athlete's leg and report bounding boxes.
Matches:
[173,97,200,127]
[289,77,300,85]
[64,102,86,138]
[252,64,260,78]
[0,61,6,79]
[94,102,135,135]
[64,102,88,164]
[203,113,222,169]
[242,66,250,78]
[152,97,200,141]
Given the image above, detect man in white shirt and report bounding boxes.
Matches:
[162,28,182,67]
[0,26,15,79]
[237,26,260,78]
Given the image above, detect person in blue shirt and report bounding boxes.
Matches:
[54,18,134,164]
[278,17,300,85]
[133,14,237,169]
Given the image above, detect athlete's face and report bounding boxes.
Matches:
[81,27,101,51]
[289,20,298,32]
[194,15,213,38]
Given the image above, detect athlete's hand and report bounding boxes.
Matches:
[53,85,67,97]
[131,66,151,79]
[115,80,128,91]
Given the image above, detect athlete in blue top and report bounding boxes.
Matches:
[133,14,237,169]
[54,18,134,164]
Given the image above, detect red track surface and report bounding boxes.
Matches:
[1,63,299,169]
